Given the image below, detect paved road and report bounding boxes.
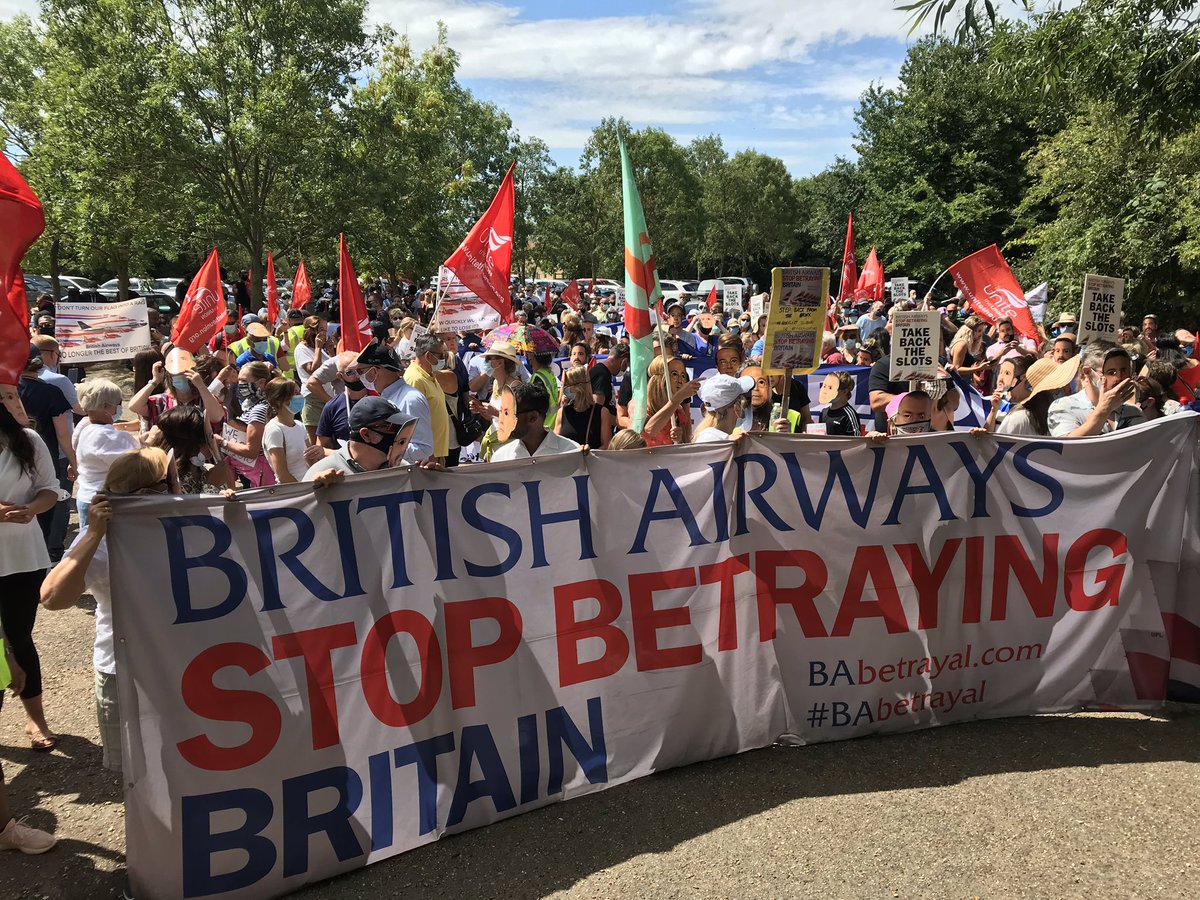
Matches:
[291,711,1200,900]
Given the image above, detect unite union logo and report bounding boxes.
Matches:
[482,227,512,255]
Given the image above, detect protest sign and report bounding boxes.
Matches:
[724,283,743,313]
[55,299,150,363]
[431,266,504,333]
[749,292,764,322]
[889,278,910,303]
[888,310,940,381]
[220,422,257,468]
[1025,282,1048,324]
[1078,274,1124,344]
[761,267,829,375]
[110,417,1200,899]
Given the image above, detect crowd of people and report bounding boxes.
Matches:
[1,274,1198,859]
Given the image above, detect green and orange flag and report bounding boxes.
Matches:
[620,138,662,433]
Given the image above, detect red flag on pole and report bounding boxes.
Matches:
[443,162,515,323]
[0,154,44,398]
[839,213,857,302]
[291,259,311,310]
[543,286,553,315]
[266,252,279,327]
[856,247,884,303]
[338,233,371,353]
[560,279,581,313]
[705,283,719,311]
[172,248,225,353]
[948,244,1038,342]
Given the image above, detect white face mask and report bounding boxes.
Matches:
[361,371,377,392]
[893,420,932,435]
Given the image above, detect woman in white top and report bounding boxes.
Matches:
[72,379,139,528]
[693,374,754,443]
[42,448,172,774]
[0,405,66,753]
[997,356,1080,437]
[261,377,310,483]
[292,316,329,443]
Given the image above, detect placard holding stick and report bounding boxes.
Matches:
[889,310,941,382]
[761,266,828,376]
[1077,274,1124,344]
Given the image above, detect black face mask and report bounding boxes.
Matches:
[362,425,400,456]
[342,377,365,392]
[236,382,261,403]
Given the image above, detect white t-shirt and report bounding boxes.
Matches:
[996,407,1040,436]
[0,429,65,576]
[262,418,310,481]
[72,421,140,505]
[293,343,317,396]
[66,533,115,675]
[694,426,733,443]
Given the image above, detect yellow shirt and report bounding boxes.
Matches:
[405,360,450,458]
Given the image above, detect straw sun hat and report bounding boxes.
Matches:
[1018,356,1079,406]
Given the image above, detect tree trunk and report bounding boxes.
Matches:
[118,258,130,302]
[49,237,61,300]
[249,250,265,308]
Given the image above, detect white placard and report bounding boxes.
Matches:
[723,283,744,313]
[889,310,941,381]
[1078,274,1124,344]
[55,299,151,363]
[889,278,910,303]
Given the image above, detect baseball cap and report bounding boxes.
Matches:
[699,374,754,410]
[348,396,416,436]
[666,300,685,314]
[240,314,259,327]
[356,342,402,372]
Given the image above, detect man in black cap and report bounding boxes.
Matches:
[302,396,416,483]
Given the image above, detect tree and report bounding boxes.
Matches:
[511,136,556,280]
[794,158,867,269]
[159,0,370,303]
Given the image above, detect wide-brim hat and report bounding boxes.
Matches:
[1020,356,1080,405]
[1052,313,1078,327]
[165,347,196,374]
[483,341,520,365]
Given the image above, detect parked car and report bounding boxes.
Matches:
[141,291,180,317]
[154,278,184,295]
[717,276,752,291]
[24,274,53,298]
[40,275,97,294]
[659,280,694,304]
[98,277,154,296]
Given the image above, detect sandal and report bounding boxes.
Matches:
[27,731,57,753]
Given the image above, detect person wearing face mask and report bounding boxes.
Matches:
[292,316,331,443]
[1048,313,1077,340]
[693,374,754,443]
[492,382,581,461]
[403,333,450,467]
[555,365,612,449]
[234,322,279,367]
[311,351,369,452]
[883,391,934,437]
[354,342,435,466]
[71,379,140,528]
[212,360,278,487]
[1048,342,1143,437]
[129,346,226,433]
[303,397,416,482]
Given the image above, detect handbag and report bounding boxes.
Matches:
[454,391,489,446]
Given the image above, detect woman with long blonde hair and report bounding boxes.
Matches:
[642,355,698,446]
[555,365,612,448]
[948,315,995,386]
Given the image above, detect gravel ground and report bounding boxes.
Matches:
[1,592,1196,900]
[2,363,1197,898]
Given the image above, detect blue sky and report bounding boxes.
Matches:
[0,0,923,176]
[367,0,923,176]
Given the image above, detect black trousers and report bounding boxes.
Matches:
[0,569,46,704]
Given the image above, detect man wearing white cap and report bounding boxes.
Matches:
[694,374,754,443]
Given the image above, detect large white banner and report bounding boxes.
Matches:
[430,266,504,333]
[110,418,1200,899]
[55,298,151,363]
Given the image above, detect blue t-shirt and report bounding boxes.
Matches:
[316,393,356,443]
[235,350,278,368]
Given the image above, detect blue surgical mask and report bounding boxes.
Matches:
[170,374,190,392]
[254,341,269,355]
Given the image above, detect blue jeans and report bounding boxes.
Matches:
[77,499,91,530]
[36,455,71,562]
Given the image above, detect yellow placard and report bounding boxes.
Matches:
[760,266,829,375]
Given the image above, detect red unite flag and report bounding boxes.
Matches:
[0,154,44,390]
[948,244,1038,342]
[705,283,719,311]
[172,248,226,353]
[291,259,312,310]
[856,247,884,303]
[839,213,857,302]
[338,234,371,353]
[266,253,279,326]
[443,162,515,323]
[560,279,581,312]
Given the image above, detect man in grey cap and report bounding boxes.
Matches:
[303,396,417,484]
